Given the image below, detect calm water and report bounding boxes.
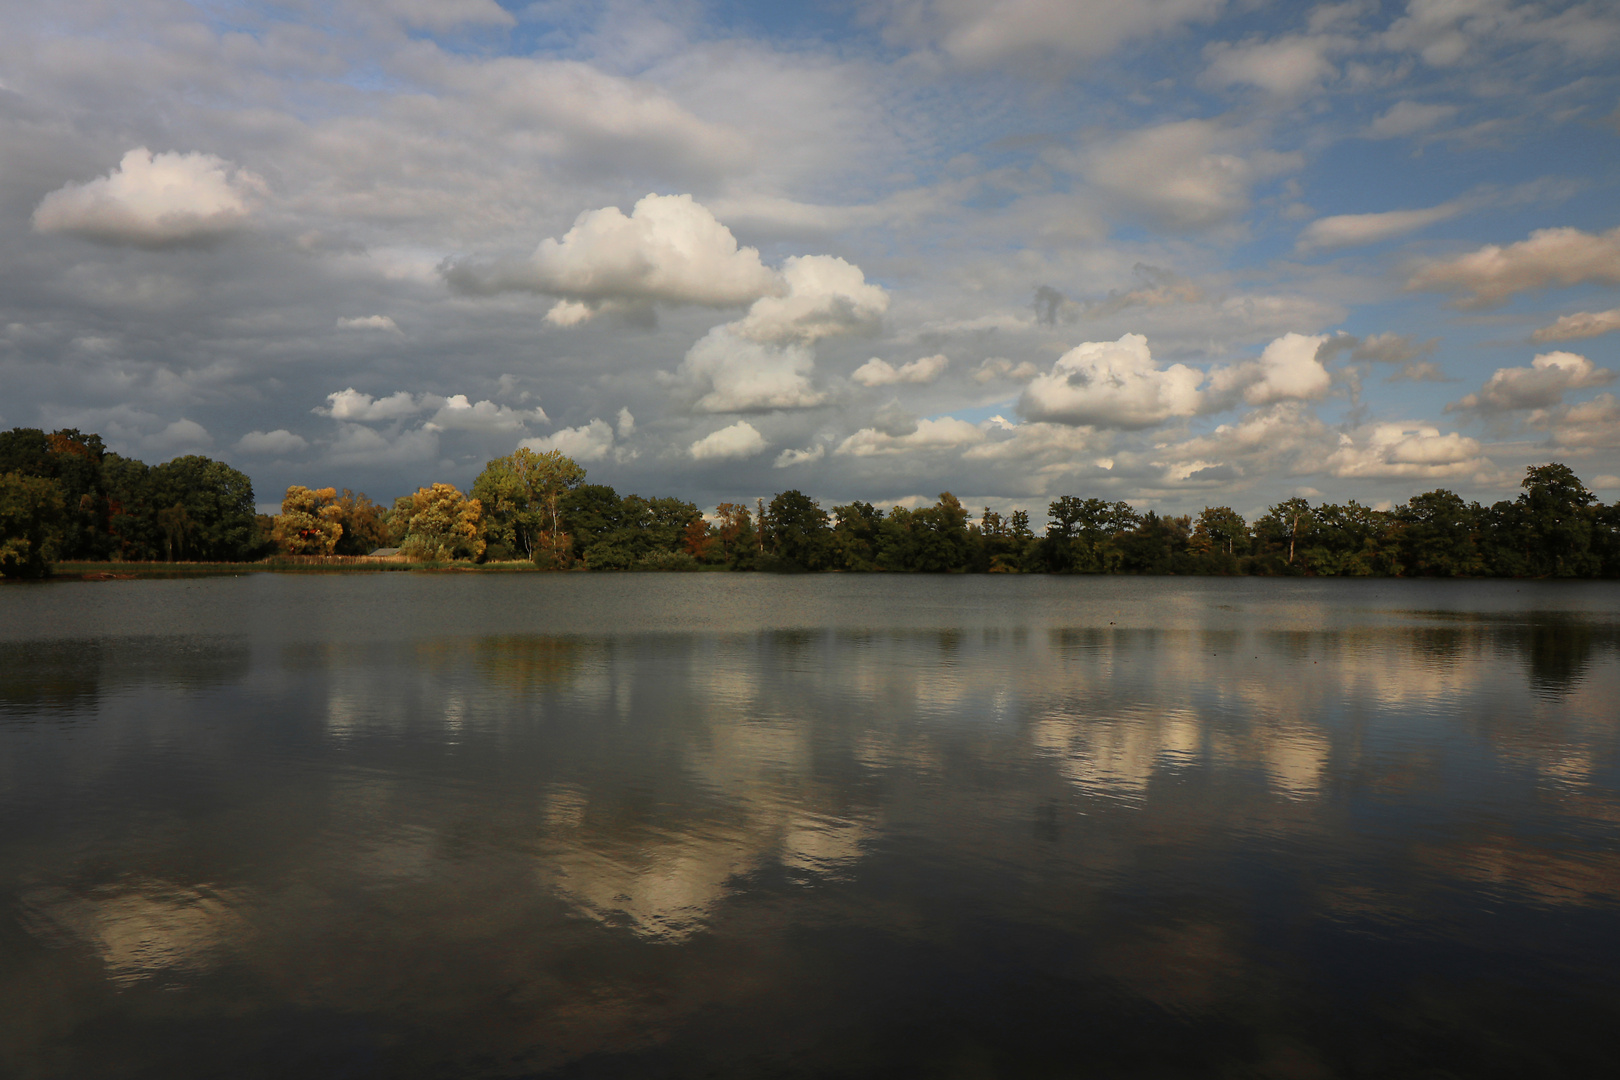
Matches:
[2,574,1618,1078]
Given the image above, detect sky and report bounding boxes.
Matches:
[2,0,1618,519]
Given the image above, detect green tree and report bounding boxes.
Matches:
[830,501,883,571]
[1253,497,1314,574]
[1114,511,1191,574]
[1042,497,1139,572]
[767,490,832,570]
[0,472,66,578]
[472,448,585,565]
[908,493,973,572]
[0,428,111,559]
[1397,490,1481,577]
[147,455,258,560]
[1516,463,1598,577]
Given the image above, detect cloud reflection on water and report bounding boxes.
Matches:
[2,581,1619,1077]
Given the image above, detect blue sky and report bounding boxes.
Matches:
[2,0,1617,517]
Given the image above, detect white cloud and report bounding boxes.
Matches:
[835,416,985,456]
[1407,227,1620,308]
[1080,120,1301,230]
[673,326,825,413]
[318,388,425,422]
[1532,309,1620,343]
[616,407,635,438]
[731,255,889,345]
[336,315,401,333]
[1449,351,1613,413]
[1202,35,1338,96]
[444,193,779,317]
[1367,101,1458,138]
[423,395,548,434]
[775,444,826,468]
[1297,203,1463,251]
[689,421,769,461]
[33,148,265,249]
[851,353,949,387]
[1019,333,1204,428]
[236,429,308,455]
[960,421,1104,465]
[521,419,616,462]
[1210,332,1334,406]
[1324,424,1486,479]
[890,0,1226,67]
[1545,393,1620,449]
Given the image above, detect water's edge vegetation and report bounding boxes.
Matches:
[5,426,1619,579]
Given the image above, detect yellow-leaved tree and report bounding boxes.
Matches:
[272,485,344,555]
[390,483,485,561]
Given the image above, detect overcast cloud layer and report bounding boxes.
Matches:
[3,0,1618,517]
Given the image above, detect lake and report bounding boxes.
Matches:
[2,573,1618,1078]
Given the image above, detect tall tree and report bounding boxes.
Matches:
[390,484,485,561]
[473,448,585,565]
[1517,463,1598,577]
[0,472,66,578]
[1398,490,1480,577]
[273,486,344,555]
[767,490,832,570]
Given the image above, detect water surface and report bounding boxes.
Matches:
[3,574,1618,1077]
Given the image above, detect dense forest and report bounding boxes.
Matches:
[4,426,1619,578]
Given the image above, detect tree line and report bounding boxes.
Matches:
[4,426,1618,578]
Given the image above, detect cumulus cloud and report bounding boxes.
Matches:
[315,388,545,434]
[1407,227,1620,308]
[236,429,308,455]
[672,326,825,413]
[1544,393,1620,449]
[1296,202,1464,251]
[775,444,826,468]
[973,357,1040,383]
[892,0,1225,67]
[1449,351,1613,413]
[318,388,426,422]
[423,395,548,434]
[851,353,948,387]
[1324,424,1485,479]
[336,315,401,333]
[443,193,780,318]
[835,416,985,456]
[1367,101,1458,138]
[1202,35,1338,96]
[1240,333,1333,405]
[521,419,616,462]
[960,420,1104,466]
[689,421,769,461]
[1532,309,1620,343]
[731,255,889,345]
[1020,333,1204,428]
[1080,120,1302,230]
[32,148,265,248]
